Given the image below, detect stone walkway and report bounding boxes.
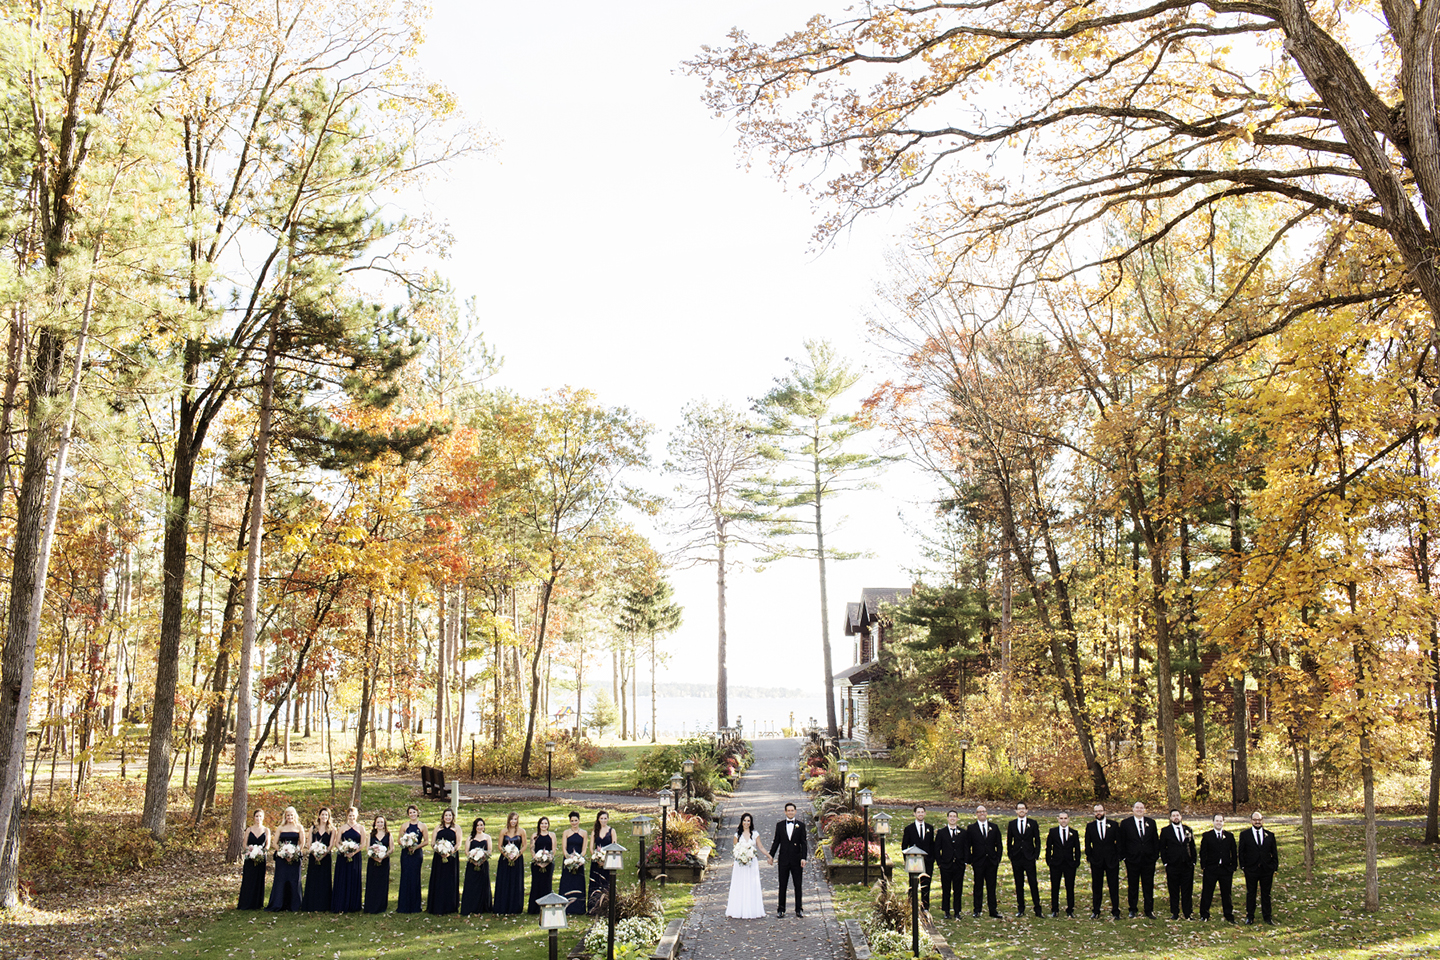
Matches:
[679,738,846,960]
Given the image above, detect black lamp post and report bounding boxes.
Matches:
[903,845,928,957]
[838,757,849,795]
[631,815,654,898]
[536,892,569,960]
[670,773,684,819]
[958,738,970,798]
[683,758,695,801]
[600,841,626,960]
[470,733,476,780]
[546,740,556,799]
[859,788,874,887]
[874,810,893,890]
[1227,747,1239,813]
[658,789,672,887]
[847,771,860,813]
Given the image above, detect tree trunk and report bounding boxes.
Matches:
[435,583,446,764]
[519,576,558,778]
[716,533,729,729]
[350,593,378,808]
[813,450,839,739]
[226,326,278,861]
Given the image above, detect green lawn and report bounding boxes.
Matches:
[137,883,693,960]
[558,745,653,794]
[829,821,1440,959]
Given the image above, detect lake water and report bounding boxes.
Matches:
[586,694,830,740]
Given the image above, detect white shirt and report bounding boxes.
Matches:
[1017,818,1027,833]
[1174,824,1184,841]
[1134,816,1145,836]
[1060,827,1068,843]
[785,820,795,837]
[1097,819,1106,839]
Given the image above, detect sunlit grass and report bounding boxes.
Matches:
[830,821,1440,959]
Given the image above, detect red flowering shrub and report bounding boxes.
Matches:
[831,838,881,862]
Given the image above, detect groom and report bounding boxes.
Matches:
[767,802,808,917]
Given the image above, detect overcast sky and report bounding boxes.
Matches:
[420,1,939,698]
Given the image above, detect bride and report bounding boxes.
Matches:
[725,813,766,919]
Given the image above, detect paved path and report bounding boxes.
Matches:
[679,738,846,960]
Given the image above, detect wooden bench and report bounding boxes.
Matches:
[420,765,451,801]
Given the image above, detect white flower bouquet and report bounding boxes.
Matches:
[591,848,607,867]
[368,843,389,862]
[276,842,301,863]
[502,843,521,863]
[467,845,489,865]
[338,839,362,860]
[245,844,267,863]
[434,838,456,861]
[533,849,554,870]
[400,832,421,855]
[309,840,329,860]
[563,852,587,873]
[734,844,756,866]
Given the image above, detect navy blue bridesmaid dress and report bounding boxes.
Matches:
[237,829,268,910]
[364,831,391,914]
[427,826,460,915]
[460,838,491,916]
[527,833,555,914]
[397,823,425,913]
[558,832,587,915]
[300,829,332,911]
[266,829,303,911]
[588,828,615,914]
[492,833,525,914]
[331,826,363,913]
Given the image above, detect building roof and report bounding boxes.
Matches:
[834,660,885,685]
[843,601,864,636]
[858,587,911,626]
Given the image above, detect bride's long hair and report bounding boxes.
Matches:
[735,813,755,838]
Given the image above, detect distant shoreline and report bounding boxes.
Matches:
[585,683,813,699]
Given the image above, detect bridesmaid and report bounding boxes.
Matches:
[331,806,366,913]
[396,804,427,913]
[460,816,492,916]
[558,811,588,915]
[427,808,460,915]
[300,806,333,911]
[266,806,304,911]
[237,809,270,909]
[492,811,526,914]
[527,816,556,914]
[364,814,392,914]
[587,810,615,914]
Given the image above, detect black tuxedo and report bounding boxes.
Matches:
[965,820,1003,917]
[1118,815,1160,916]
[901,821,936,909]
[1237,826,1278,923]
[1084,817,1121,917]
[1006,817,1042,915]
[1198,828,1237,921]
[1044,824,1082,915]
[769,817,808,915]
[1158,821,1197,919]
[934,823,968,916]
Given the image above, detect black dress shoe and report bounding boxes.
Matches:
[776,912,785,918]
[1091,911,1101,919]
[990,912,1002,919]
[1170,914,1179,921]
[1264,919,1274,926]
[1200,915,1210,922]
[1066,909,1074,917]
[1245,917,1254,925]
[972,911,981,918]
[1129,910,1138,918]
[1016,910,1026,917]
[942,911,951,919]
[795,911,805,918]
[1145,912,1156,919]
[1226,917,1236,924]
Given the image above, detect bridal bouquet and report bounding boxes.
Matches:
[467,846,489,865]
[533,849,554,871]
[309,840,329,860]
[733,844,756,866]
[434,839,456,861]
[563,852,587,873]
[368,842,389,862]
[277,842,301,863]
[245,844,267,863]
[590,848,608,867]
[400,832,421,855]
[338,839,362,860]
[502,843,521,864]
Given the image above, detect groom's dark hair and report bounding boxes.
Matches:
[784,803,796,812]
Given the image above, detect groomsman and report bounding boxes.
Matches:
[1045,811,1081,917]
[901,805,936,912]
[1158,809,1196,920]
[1119,801,1160,918]
[1084,803,1121,919]
[935,810,969,919]
[1198,813,1237,922]
[1237,810,1279,925]
[966,805,1003,918]
[1006,801,1042,916]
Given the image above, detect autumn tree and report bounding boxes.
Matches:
[664,399,763,728]
[744,340,886,739]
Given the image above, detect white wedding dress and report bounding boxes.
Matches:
[725,832,766,919]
